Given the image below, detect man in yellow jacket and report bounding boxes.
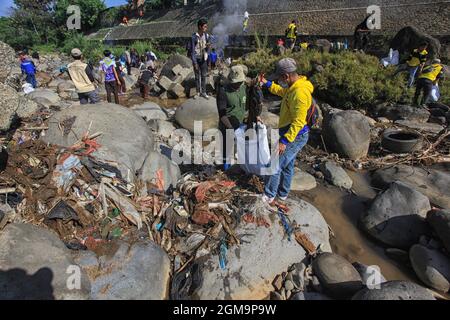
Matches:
[260,58,314,203]
[414,58,443,106]
[285,20,298,50]
[394,42,429,87]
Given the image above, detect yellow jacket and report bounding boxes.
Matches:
[418,63,443,82]
[269,77,314,144]
[407,49,428,67]
[286,23,297,39]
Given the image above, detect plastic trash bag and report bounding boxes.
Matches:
[235,123,271,175]
[22,83,34,94]
[431,84,440,102]
[381,48,399,67]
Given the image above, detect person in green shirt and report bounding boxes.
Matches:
[217,65,250,171]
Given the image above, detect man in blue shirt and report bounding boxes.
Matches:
[19,52,37,88]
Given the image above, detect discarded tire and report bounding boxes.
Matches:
[381,130,422,154]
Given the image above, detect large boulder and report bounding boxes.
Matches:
[139,150,181,192]
[372,104,430,123]
[312,253,363,299]
[352,280,435,300]
[160,54,193,81]
[0,41,20,86]
[194,199,331,300]
[390,26,441,59]
[410,244,450,293]
[131,102,168,121]
[372,165,450,209]
[319,161,353,189]
[75,241,171,300]
[322,110,370,160]
[360,181,431,249]
[427,210,450,253]
[0,83,40,131]
[0,223,91,300]
[0,83,20,131]
[175,98,219,134]
[27,88,61,108]
[42,103,155,181]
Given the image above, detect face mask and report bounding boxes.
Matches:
[279,81,289,88]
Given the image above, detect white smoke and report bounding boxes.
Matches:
[211,0,248,53]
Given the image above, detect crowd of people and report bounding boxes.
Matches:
[15,15,446,206]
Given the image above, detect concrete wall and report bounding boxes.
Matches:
[100,0,450,42]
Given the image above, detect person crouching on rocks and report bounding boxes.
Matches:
[67,48,100,105]
[414,58,443,106]
[259,58,314,205]
[138,64,157,99]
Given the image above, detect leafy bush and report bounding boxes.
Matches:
[238,49,449,108]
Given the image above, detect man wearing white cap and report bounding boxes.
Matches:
[67,48,99,105]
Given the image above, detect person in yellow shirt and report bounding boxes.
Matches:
[285,20,298,50]
[259,58,314,203]
[394,42,429,87]
[414,58,443,106]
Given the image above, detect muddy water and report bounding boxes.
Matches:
[119,90,187,109]
[295,169,418,282]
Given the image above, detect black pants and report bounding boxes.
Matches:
[105,81,119,104]
[195,58,208,95]
[126,62,131,75]
[414,78,433,106]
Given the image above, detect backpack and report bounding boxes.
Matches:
[187,33,210,58]
[306,98,320,128]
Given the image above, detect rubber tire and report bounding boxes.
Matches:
[381,130,422,154]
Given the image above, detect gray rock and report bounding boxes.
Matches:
[42,103,155,182]
[194,199,331,300]
[0,41,20,86]
[352,280,435,300]
[27,89,61,108]
[372,165,450,209]
[352,262,387,288]
[390,26,441,59]
[315,39,332,53]
[291,168,317,191]
[312,252,363,299]
[323,110,370,160]
[16,96,40,119]
[123,74,138,92]
[160,54,193,81]
[57,80,76,94]
[131,102,168,121]
[175,98,219,134]
[88,241,170,300]
[0,223,90,299]
[360,181,431,248]
[319,161,353,189]
[290,291,332,300]
[260,111,279,129]
[373,104,430,123]
[48,78,66,88]
[410,244,450,292]
[139,150,181,192]
[394,120,444,134]
[427,209,450,253]
[0,83,20,131]
[148,119,176,139]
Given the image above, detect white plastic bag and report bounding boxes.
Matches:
[381,48,399,67]
[22,83,34,94]
[235,123,271,175]
[431,84,440,102]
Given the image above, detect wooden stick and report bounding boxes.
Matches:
[22,126,49,131]
[0,187,16,194]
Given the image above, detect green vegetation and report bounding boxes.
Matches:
[239,49,450,108]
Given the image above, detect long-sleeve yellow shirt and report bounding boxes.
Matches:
[268,76,314,144]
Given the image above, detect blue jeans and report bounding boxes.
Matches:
[264,131,309,199]
[26,74,37,88]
